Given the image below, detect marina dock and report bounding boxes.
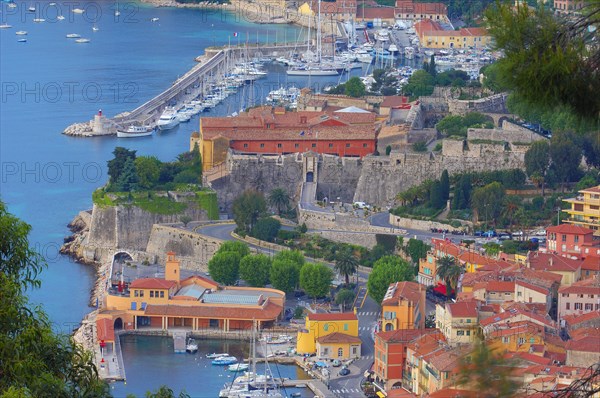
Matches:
[63,43,308,137]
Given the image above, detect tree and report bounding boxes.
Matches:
[334,249,359,286]
[412,141,428,152]
[471,182,505,225]
[113,156,139,192]
[107,147,136,188]
[0,201,110,396]
[135,156,162,189]
[385,145,392,156]
[484,2,600,123]
[524,140,550,195]
[233,190,267,234]
[457,341,521,398]
[440,169,450,203]
[207,251,241,285]
[429,54,437,77]
[453,174,473,209]
[268,188,290,215]
[251,217,281,242]
[144,386,191,398]
[549,133,583,191]
[367,256,414,304]
[216,241,251,258]
[270,258,301,293]
[435,256,462,298]
[402,70,435,97]
[429,181,445,209]
[404,238,430,265]
[344,77,366,98]
[239,254,271,287]
[335,289,356,312]
[300,263,334,299]
[180,215,192,227]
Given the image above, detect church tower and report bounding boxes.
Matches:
[165,251,180,285]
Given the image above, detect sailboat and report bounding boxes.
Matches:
[286,0,340,76]
[114,1,121,16]
[219,322,283,398]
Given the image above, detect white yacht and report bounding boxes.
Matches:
[72,8,84,13]
[27,6,35,12]
[66,33,81,38]
[156,108,179,130]
[374,29,390,42]
[8,3,17,8]
[150,17,159,22]
[404,46,415,59]
[33,18,45,23]
[116,125,154,138]
[0,24,13,29]
[185,338,198,353]
[15,31,28,35]
[75,38,90,43]
[286,65,340,76]
[92,26,99,32]
[57,15,65,20]
[388,44,399,53]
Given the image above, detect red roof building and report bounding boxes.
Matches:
[558,276,600,322]
[546,224,599,259]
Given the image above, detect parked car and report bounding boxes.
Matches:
[353,201,370,209]
[474,230,485,237]
[512,230,524,236]
[338,366,350,376]
[534,229,547,236]
[483,230,497,238]
[332,359,341,367]
[498,233,512,240]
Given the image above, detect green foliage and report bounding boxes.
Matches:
[367,256,414,304]
[575,173,600,192]
[433,142,443,152]
[298,223,308,234]
[107,147,137,188]
[471,182,506,224]
[113,157,139,192]
[239,254,271,287]
[135,156,161,189]
[299,263,334,299]
[429,180,445,209]
[233,190,267,234]
[208,251,241,286]
[270,257,301,293]
[277,229,301,241]
[375,234,397,253]
[344,77,366,98]
[294,306,304,319]
[0,202,111,397]
[412,141,428,152]
[251,217,281,242]
[436,112,493,137]
[359,244,391,268]
[385,145,392,156]
[217,241,251,258]
[335,289,356,311]
[436,69,470,87]
[404,238,430,265]
[268,188,290,216]
[549,132,583,189]
[195,190,219,220]
[524,140,550,178]
[483,242,501,257]
[144,385,191,398]
[435,256,462,298]
[334,249,359,286]
[402,70,435,97]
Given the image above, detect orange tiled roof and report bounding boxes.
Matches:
[361,7,396,19]
[562,310,600,328]
[505,352,553,366]
[395,1,447,14]
[581,255,600,271]
[96,318,115,342]
[380,96,410,108]
[446,301,478,318]
[308,312,357,321]
[415,19,488,38]
[382,281,424,306]
[376,328,430,343]
[316,332,362,344]
[144,301,282,320]
[558,276,600,294]
[580,185,600,194]
[547,224,595,235]
[474,281,515,292]
[528,252,583,272]
[129,278,177,290]
[516,280,550,295]
[428,389,478,398]
[407,330,446,357]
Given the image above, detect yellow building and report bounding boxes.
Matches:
[415,19,491,49]
[563,185,600,234]
[487,321,546,354]
[380,281,426,331]
[296,312,360,358]
[435,301,479,346]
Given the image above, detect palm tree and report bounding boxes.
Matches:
[335,249,359,286]
[435,256,463,299]
[268,188,290,215]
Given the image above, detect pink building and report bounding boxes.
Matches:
[558,277,600,323]
[546,224,599,259]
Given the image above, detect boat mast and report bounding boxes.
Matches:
[316,0,322,63]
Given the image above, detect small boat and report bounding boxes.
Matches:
[228,363,249,372]
[185,338,198,354]
[57,15,65,20]
[32,18,45,22]
[8,3,17,9]
[27,6,35,12]
[75,38,90,43]
[206,352,229,359]
[66,33,81,38]
[212,356,237,366]
[92,26,99,32]
[388,44,399,53]
[116,125,153,138]
[0,24,13,29]
[290,393,301,397]
[72,8,84,14]
[15,31,27,35]
[49,2,57,5]
[114,10,121,16]
[156,108,179,130]
[150,17,159,22]
[17,38,27,42]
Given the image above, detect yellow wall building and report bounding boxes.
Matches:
[487,321,546,353]
[435,301,479,346]
[296,312,360,357]
[415,19,491,49]
[315,332,362,360]
[563,185,600,234]
[380,281,426,331]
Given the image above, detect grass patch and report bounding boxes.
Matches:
[133,195,187,215]
[468,139,505,145]
[92,189,115,207]
[195,190,219,220]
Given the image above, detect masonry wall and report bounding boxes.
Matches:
[467,126,547,144]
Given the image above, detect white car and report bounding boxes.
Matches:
[353,201,370,209]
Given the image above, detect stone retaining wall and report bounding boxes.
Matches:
[388,213,470,233]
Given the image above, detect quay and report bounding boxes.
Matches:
[63,43,307,137]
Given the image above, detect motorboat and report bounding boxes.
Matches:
[177,111,191,123]
[374,29,390,42]
[206,352,229,359]
[32,18,45,22]
[15,31,27,35]
[404,46,415,59]
[228,363,250,372]
[8,3,17,8]
[157,108,179,130]
[212,356,238,366]
[57,15,65,20]
[286,65,340,76]
[75,38,90,43]
[72,8,84,13]
[388,44,399,53]
[17,38,27,42]
[116,125,154,138]
[185,338,198,354]
[28,6,35,12]
[92,26,99,32]
[0,24,13,29]
[150,17,159,22]
[66,33,81,38]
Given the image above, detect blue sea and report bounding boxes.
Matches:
[1,1,363,396]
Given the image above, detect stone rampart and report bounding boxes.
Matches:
[447,93,509,115]
[467,125,547,144]
[389,213,470,232]
[312,231,378,249]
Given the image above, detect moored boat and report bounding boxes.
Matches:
[156,108,180,130]
[75,38,90,43]
[66,33,81,38]
[206,352,229,359]
[16,31,28,35]
[212,356,237,366]
[185,338,198,353]
[116,125,153,138]
[228,363,250,372]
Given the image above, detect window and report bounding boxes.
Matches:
[328,143,333,148]
[530,337,535,344]
[150,291,154,298]
[243,143,248,148]
[585,303,593,311]
[518,338,525,345]
[295,143,299,148]
[363,143,367,148]
[134,290,139,297]
[260,143,265,148]
[352,347,357,355]
[131,302,137,310]
[346,143,350,148]
[575,303,583,310]
[277,143,282,148]
[562,234,567,242]
[566,303,570,310]
[502,337,510,343]
[466,319,472,323]
[590,295,595,299]
[518,291,522,297]
[160,291,164,298]
[312,143,316,148]
[574,235,579,243]
[323,324,329,331]
[457,330,465,336]
[338,348,344,357]
[323,348,329,355]
[139,290,144,297]
[466,330,471,336]
[344,323,348,331]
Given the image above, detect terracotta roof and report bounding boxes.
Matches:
[446,301,478,318]
[516,280,550,295]
[395,1,447,14]
[361,7,396,19]
[415,19,487,38]
[382,281,424,306]
[96,318,115,342]
[428,347,465,372]
[505,351,553,366]
[474,281,515,292]
[547,224,595,235]
[566,334,600,353]
[528,252,582,272]
[428,389,478,398]
[316,332,362,344]
[376,328,430,344]
[581,255,600,271]
[144,301,282,320]
[407,330,446,357]
[580,185,600,194]
[562,310,600,328]
[180,275,219,289]
[559,277,600,294]
[480,305,554,328]
[307,0,357,14]
[308,312,357,321]
[129,278,177,290]
[488,321,544,339]
[380,96,410,108]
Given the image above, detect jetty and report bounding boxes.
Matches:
[63,43,308,137]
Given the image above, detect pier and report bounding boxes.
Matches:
[63,43,308,137]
